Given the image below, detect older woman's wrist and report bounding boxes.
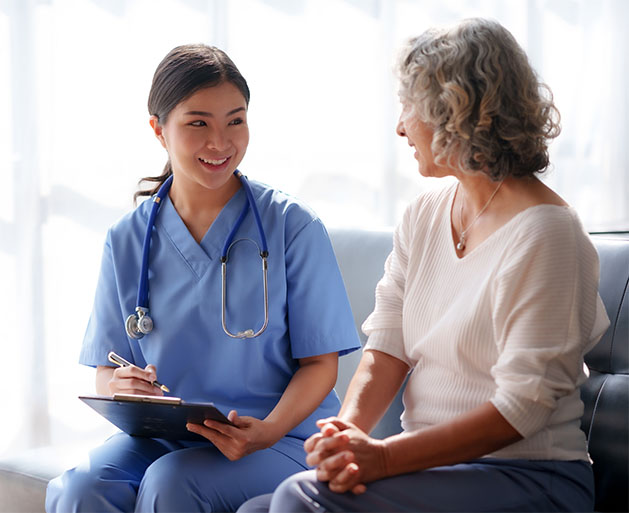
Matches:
[376,432,418,479]
[376,438,393,480]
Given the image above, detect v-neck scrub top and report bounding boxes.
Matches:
[80,178,361,440]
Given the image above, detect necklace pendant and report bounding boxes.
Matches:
[456,240,465,251]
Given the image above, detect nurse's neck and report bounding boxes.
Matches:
[168,174,242,244]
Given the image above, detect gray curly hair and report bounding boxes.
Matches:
[397,18,561,180]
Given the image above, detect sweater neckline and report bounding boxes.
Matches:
[446,183,574,261]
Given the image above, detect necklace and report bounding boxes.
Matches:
[456,179,504,251]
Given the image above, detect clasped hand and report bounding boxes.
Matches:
[186,411,277,461]
[304,417,388,495]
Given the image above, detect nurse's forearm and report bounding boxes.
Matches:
[263,352,339,444]
[96,365,115,395]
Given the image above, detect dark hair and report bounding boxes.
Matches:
[397,18,560,180]
[135,44,250,202]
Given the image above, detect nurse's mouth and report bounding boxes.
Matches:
[199,156,231,171]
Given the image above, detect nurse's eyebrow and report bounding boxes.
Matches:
[183,107,246,117]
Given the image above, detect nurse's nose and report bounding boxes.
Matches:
[206,127,229,151]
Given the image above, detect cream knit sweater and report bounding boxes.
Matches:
[363,181,610,461]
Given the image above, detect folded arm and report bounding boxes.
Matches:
[306,350,522,494]
[310,399,521,494]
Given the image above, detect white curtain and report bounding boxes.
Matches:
[1,0,627,456]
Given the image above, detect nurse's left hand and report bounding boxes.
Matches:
[186,410,279,461]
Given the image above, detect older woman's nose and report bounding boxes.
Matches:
[396,117,406,137]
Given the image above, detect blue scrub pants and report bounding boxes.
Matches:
[237,459,594,512]
[45,432,308,513]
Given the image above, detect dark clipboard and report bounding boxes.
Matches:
[79,394,234,442]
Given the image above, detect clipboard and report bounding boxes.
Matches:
[79,394,234,442]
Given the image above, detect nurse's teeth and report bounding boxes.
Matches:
[200,157,228,165]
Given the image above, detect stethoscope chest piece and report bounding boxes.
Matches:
[125,307,154,339]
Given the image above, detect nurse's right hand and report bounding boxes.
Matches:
[95,364,164,396]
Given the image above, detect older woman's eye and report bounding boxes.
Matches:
[190,120,207,127]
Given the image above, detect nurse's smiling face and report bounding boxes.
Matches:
[150,82,249,195]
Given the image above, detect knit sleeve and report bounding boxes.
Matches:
[489,208,608,437]
[362,205,412,366]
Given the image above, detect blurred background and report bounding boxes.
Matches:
[1,0,627,457]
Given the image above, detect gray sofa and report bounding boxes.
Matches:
[1,228,627,513]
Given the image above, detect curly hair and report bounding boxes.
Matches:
[397,18,561,180]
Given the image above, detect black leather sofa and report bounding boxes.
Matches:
[579,237,629,512]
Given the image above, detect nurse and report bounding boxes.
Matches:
[45,44,360,513]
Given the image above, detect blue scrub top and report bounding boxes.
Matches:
[79,177,360,440]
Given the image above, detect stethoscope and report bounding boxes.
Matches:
[125,170,269,340]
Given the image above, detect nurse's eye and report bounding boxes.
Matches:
[190,120,207,127]
[228,118,244,126]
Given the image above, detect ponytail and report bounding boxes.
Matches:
[133,161,173,205]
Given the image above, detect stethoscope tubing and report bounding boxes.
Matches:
[221,170,268,260]
[137,174,173,309]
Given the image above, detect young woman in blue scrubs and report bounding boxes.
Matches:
[45,44,360,513]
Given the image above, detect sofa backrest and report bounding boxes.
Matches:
[581,236,629,513]
[328,228,402,439]
[329,228,629,512]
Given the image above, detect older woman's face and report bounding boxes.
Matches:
[396,103,450,178]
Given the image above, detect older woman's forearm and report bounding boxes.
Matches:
[380,401,522,477]
[339,349,409,434]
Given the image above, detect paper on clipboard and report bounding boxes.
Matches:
[79,394,233,441]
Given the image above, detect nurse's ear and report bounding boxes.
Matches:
[149,115,167,149]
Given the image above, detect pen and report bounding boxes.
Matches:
[107,351,170,393]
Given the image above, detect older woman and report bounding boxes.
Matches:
[238,18,610,513]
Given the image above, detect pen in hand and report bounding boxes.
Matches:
[107,351,170,393]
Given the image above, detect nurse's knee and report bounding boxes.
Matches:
[137,452,202,509]
[138,454,182,496]
[46,465,134,513]
[46,468,98,512]
[269,470,322,512]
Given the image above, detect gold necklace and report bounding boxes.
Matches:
[456,180,504,251]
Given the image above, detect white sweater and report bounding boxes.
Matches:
[363,181,610,461]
